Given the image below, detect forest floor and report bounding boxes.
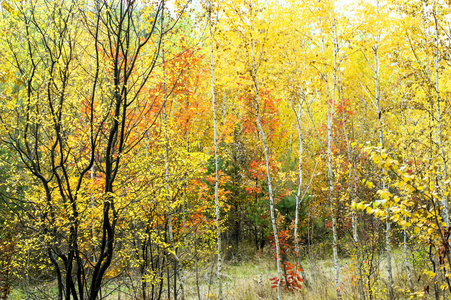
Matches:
[182,245,432,300]
[8,245,433,300]
[183,253,356,300]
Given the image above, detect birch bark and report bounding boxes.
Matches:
[249,17,282,300]
[208,1,223,297]
[373,30,394,300]
[433,0,449,227]
[293,98,311,289]
[401,108,414,292]
[329,20,341,300]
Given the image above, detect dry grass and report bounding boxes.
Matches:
[181,246,435,300]
[182,247,345,300]
[9,245,436,299]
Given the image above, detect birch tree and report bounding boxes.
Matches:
[432,0,449,227]
[329,20,342,300]
[207,0,223,297]
[222,0,283,297]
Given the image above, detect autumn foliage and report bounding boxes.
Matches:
[1,0,451,299]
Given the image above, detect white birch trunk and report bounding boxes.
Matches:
[208,2,223,298]
[294,102,303,261]
[330,21,341,300]
[401,110,414,292]
[256,113,282,300]
[249,24,282,300]
[293,99,310,289]
[374,36,394,300]
[433,0,449,226]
